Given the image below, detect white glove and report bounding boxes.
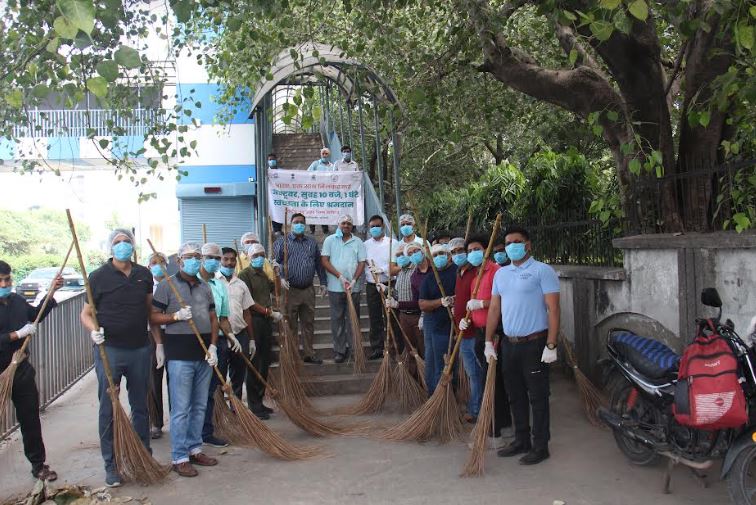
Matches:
[340,276,353,291]
[384,297,398,309]
[441,296,455,308]
[271,259,281,272]
[466,299,485,311]
[270,310,283,322]
[173,306,192,321]
[458,318,469,331]
[248,338,257,358]
[206,344,218,367]
[418,315,424,331]
[155,344,165,369]
[484,341,497,362]
[280,279,290,291]
[376,282,387,293]
[90,327,105,345]
[226,333,242,353]
[15,323,37,339]
[318,285,328,298]
[541,345,558,364]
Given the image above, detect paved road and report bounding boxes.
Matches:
[0,371,726,505]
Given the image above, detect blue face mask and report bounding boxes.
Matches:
[369,226,383,238]
[268,159,277,168]
[505,242,527,261]
[251,257,265,269]
[467,250,485,267]
[112,242,133,262]
[452,253,467,267]
[400,225,414,237]
[321,157,329,164]
[150,264,164,278]
[0,286,12,298]
[343,152,352,162]
[220,266,235,277]
[409,251,424,266]
[335,228,344,238]
[396,256,411,268]
[292,222,306,235]
[203,259,220,274]
[433,255,449,269]
[494,251,508,265]
[181,258,201,276]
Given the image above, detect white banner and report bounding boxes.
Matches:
[267,169,365,225]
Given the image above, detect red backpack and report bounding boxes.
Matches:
[673,319,748,430]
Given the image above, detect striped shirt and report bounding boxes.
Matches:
[394,264,415,302]
[273,233,327,288]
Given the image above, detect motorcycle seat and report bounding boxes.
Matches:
[608,331,680,380]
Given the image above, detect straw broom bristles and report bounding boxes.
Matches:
[346,288,367,374]
[461,355,498,477]
[275,320,320,414]
[456,355,471,409]
[387,301,426,391]
[562,337,607,427]
[393,351,426,413]
[332,348,393,415]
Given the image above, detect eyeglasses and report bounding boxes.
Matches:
[204,255,221,261]
[181,253,201,260]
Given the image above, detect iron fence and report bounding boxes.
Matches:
[1,292,93,439]
[522,216,623,267]
[11,108,163,139]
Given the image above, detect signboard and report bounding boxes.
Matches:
[267,169,365,225]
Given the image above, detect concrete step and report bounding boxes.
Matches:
[302,373,376,396]
[273,326,370,346]
[269,357,381,376]
[272,340,372,362]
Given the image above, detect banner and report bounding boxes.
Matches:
[267,169,365,225]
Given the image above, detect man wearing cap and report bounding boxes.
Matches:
[333,145,359,171]
[240,232,276,282]
[485,225,560,465]
[80,228,154,487]
[364,214,397,360]
[321,215,367,363]
[398,214,424,246]
[273,213,328,364]
[151,242,219,477]
[450,236,477,422]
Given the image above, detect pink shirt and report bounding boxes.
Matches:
[471,261,500,329]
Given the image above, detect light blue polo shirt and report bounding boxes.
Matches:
[322,233,367,293]
[199,273,229,318]
[491,257,559,337]
[307,160,335,171]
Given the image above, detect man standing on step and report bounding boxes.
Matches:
[364,214,397,360]
[485,225,560,465]
[398,213,424,246]
[307,147,334,234]
[333,145,359,171]
[274,213,327,365]
[321,215,367,364]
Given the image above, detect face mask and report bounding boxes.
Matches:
[369,226,383,238]
[321,156,329,163]
[0,286,12,298]
[335,228,344,238]
[343,152,352,162]
[505,242,527,262]
[112,242,133,262]
[433,255,449,269]
[150,264,164,278]
[396,256,411,268]
[203,259,220,274]
[400,225,414,237]
[409,251,424,266]
[220,266,235,277]
[292,222,306,235]
[452,253,467,267]
[467,250,485,267]
[268,159,277,168]
[181,258,201,276]
[251,257,265,269]
[494,251,508,265]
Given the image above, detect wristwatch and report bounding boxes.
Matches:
[546,342,557,350]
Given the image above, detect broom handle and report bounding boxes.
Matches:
[146,239,227,385]
[202,224,207,243]
[66,209,118,391]
[282,208,289,313]
[267,216,281,310]
[369,260,399,355]
[233,239,242,275]
[464,209,473,243]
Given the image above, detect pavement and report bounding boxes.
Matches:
[0,370,727,505]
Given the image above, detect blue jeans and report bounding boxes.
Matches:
[93,344,152,473]
[460,337,484,417]
[202,337,229,440]
[167,360,212,464]
[424,324,450,395]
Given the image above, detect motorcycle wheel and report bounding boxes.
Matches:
[727,445,756,505]
[608,371,660,466]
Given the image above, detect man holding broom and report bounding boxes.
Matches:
[0,260,62,482]
[81,228,154,487]
[151,242,220,477]
[485,225,559,465]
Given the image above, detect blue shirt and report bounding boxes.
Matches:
[419,264,457,333]
[491,257,560,337]
[307,160,335,171]
[273,233,327,288]
[321,233,367,292]
[199,273,229,318]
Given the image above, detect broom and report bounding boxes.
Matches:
[461,348,498,477]
[561,335,607,427]
[381,213,502,444]
[345,285,367,374]
[146,239,321,461]
[66,211,170,484]
[0,241,74,416]
[388,309,426,391]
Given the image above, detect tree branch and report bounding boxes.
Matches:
[554,22,604,76]
[664,39,688,97]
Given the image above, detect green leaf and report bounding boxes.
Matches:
[86,76,108,98]
[114,45,142,69]
[592,124,604,135]
[733,213,751,233]
[46,37,61,53]
[629,159,641,174]
[6,89,23,108]
[56,0,95,35]
[96,60,119,82]
[628,0,648,21]
[736,23,754,50]
[173,0,192,23]
[568,48,578,66]
[31,84,50,99]
[99,139,110,148]
[562,10,577,21]
[607,110,619,122]
[190,140,197,149]
[699,110,711,127]
[750,5,756,18]
[599,0,620,9]
[590,21,614,41]
[53,16,78,39]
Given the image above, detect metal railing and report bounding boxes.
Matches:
[1,292,93,439]
[11,108,163,139]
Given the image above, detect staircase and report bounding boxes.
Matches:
[272,133,323,170]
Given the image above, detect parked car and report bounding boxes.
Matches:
[16,267,80,303]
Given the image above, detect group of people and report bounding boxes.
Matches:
[0,208,560,489]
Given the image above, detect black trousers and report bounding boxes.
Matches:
[245,316,273,410]
[309,224,329,234]
[500,336,550,449]
[228,328,252,402]
[151,339,168,429]
[365,283,385,353]
[474,329,511,434]
[9,360,46,473]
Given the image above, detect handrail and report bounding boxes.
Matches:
[12,108,163,139]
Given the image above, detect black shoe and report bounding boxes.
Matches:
[334,352,346,364]
[261,405,274,415]
[519,448,550,465]
[497,440,532,458]
[304,355,323,365]
[368,350,383,360]
[252,409,270,420]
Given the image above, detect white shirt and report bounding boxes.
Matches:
[218,273,255,334]
[401,235,424,246]
[334,159,359,171]
[364,236,399,284]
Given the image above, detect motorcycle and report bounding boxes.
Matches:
[598,287,756,505]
